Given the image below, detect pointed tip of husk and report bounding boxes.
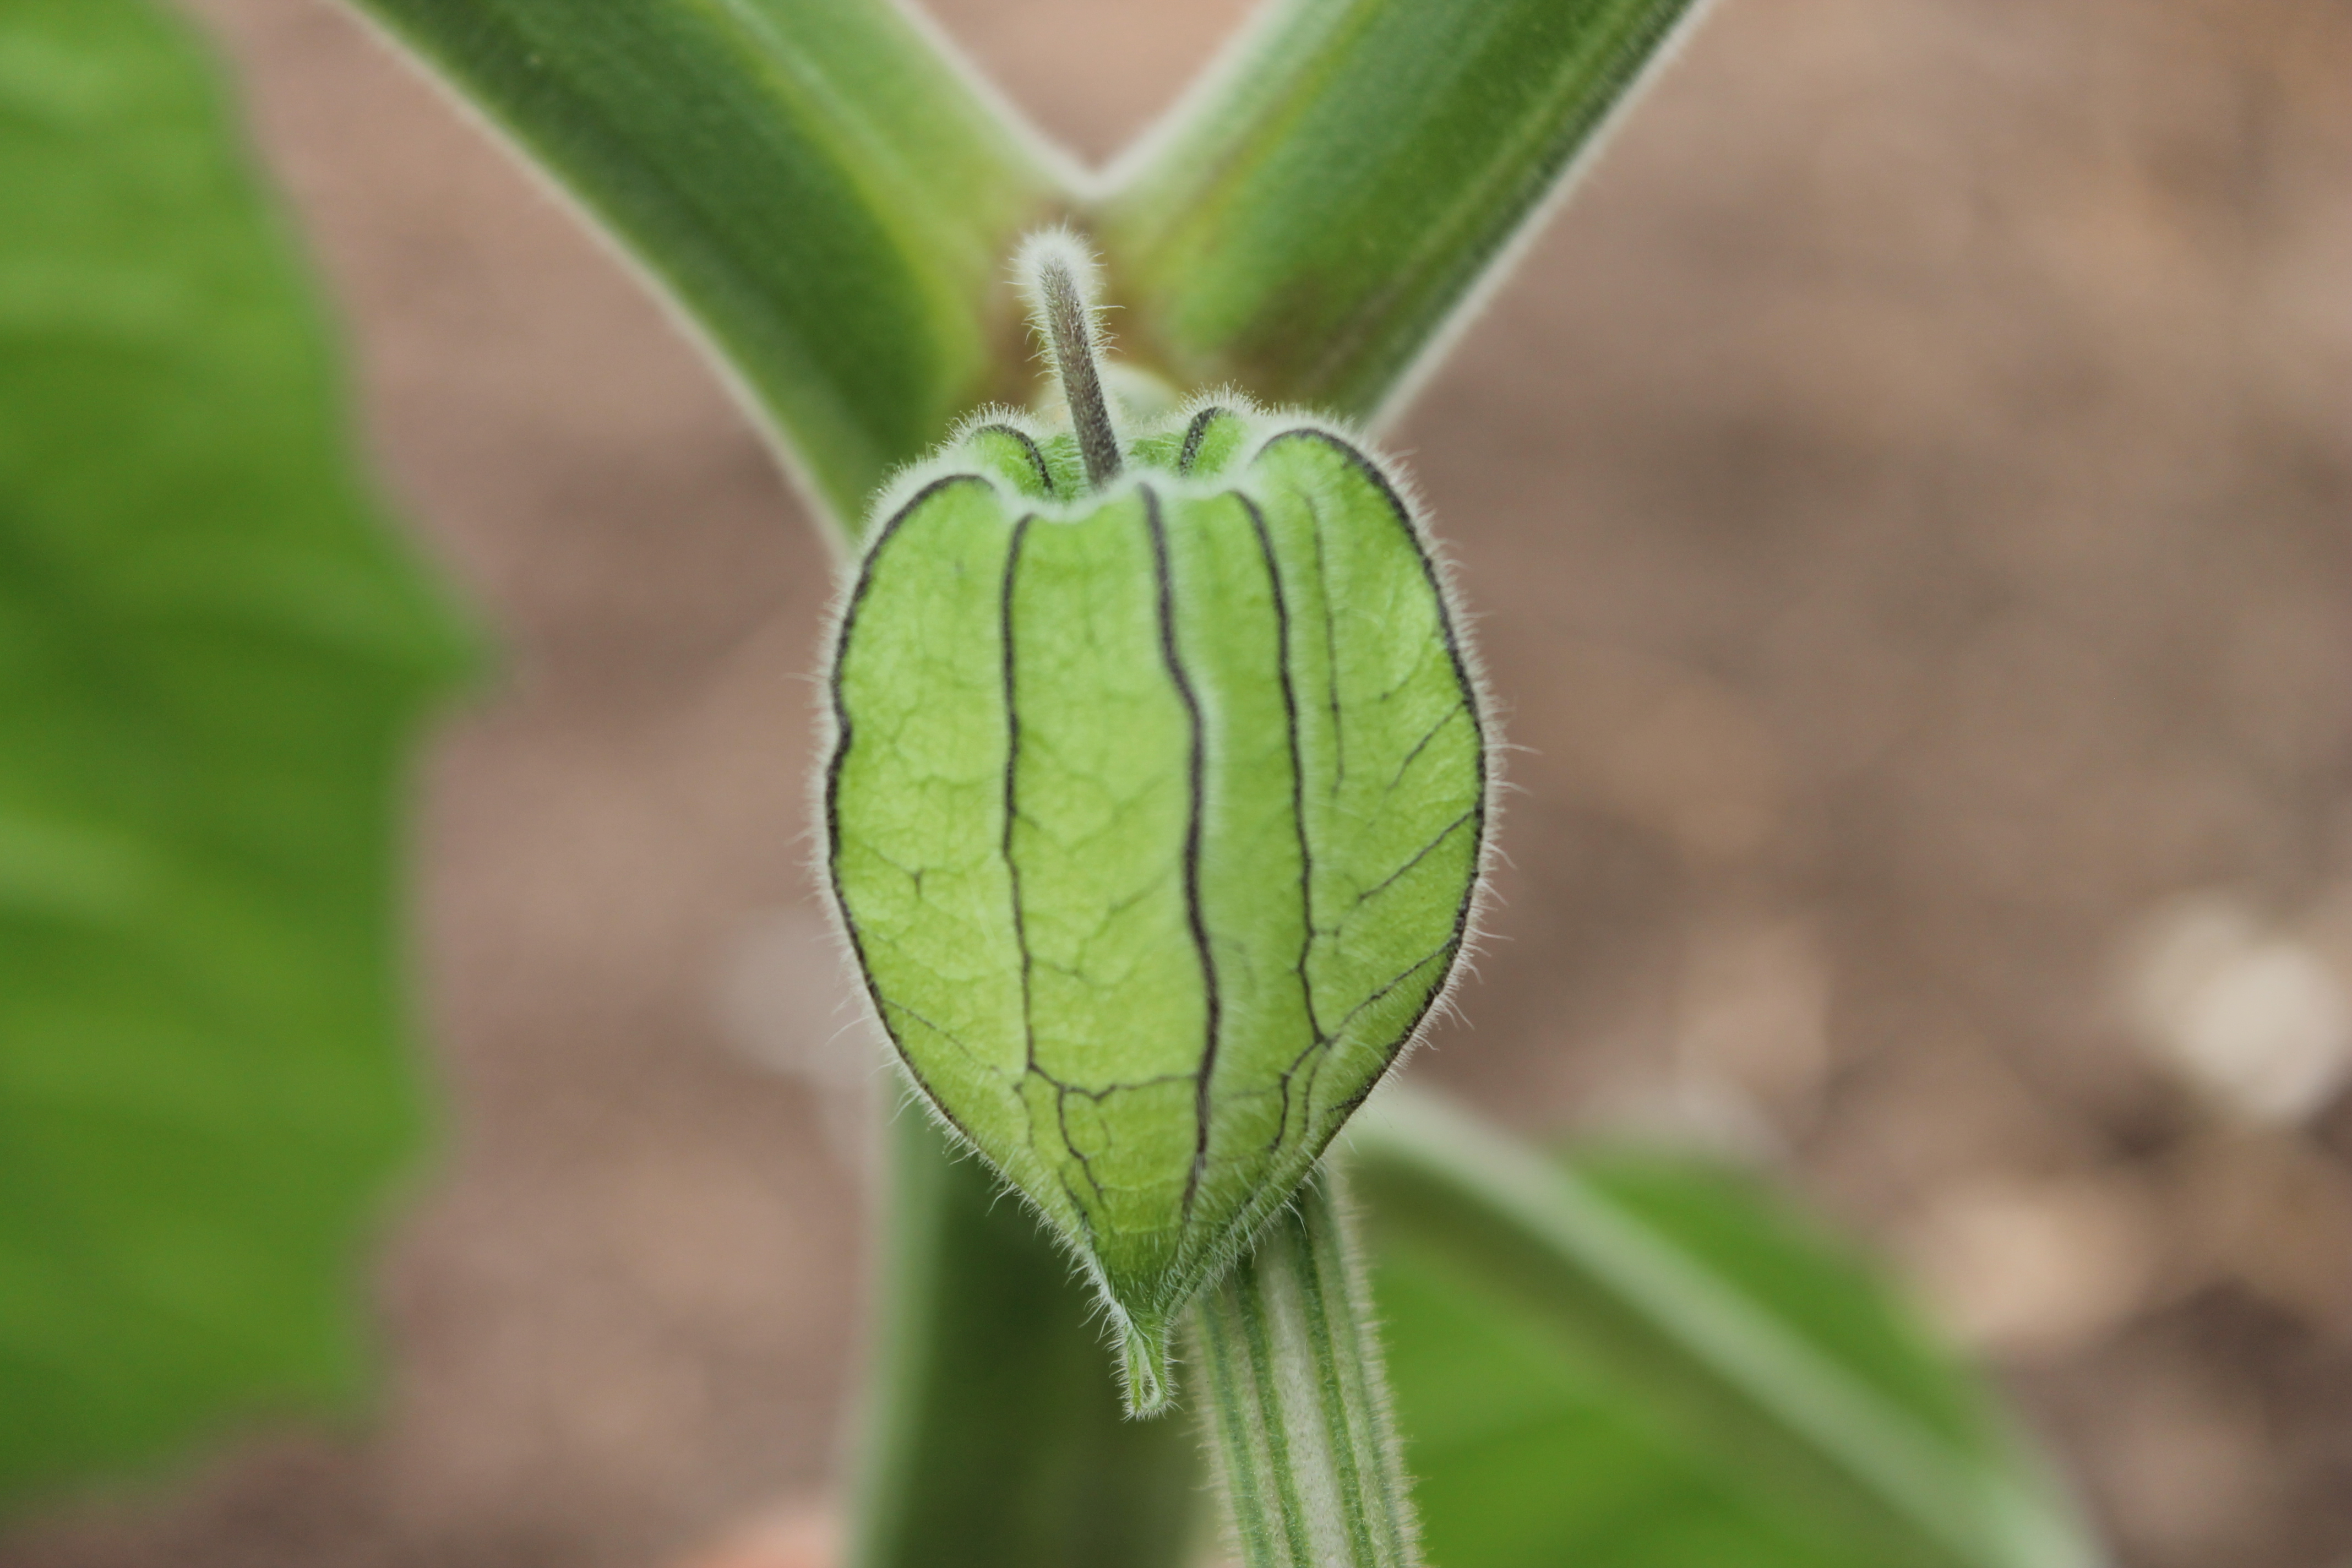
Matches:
[1118,1318,1177,1418]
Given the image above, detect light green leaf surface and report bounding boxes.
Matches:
[827,406,1484,1408]
[1099,0,1710,421]
[0,0,469,1512]
[342,0,1069,530]
[1351,1092,2101,1568]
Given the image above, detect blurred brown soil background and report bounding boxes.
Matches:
[6,0,2350,1564]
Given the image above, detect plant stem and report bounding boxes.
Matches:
[1019,231,1123,489]
[341,0,1067,531]
[1099,0,1711,424]
[847,1112,1200,1568]
[1192,1169,1420,1568]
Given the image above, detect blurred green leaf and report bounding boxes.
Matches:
[0,0,470,1512]
[1098,0,1710,423]
[1351,1092,2100,1568]
[344,0,1070,532]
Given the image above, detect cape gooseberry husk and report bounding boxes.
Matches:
[825,250,1486,1417]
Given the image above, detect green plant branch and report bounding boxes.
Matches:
[341,0,1072,530]
[1193,1170,1420,1568]
[336,0,1716,527]
[1095,0,1711,422]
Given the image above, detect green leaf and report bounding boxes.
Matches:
[0,0,470,1512]
[1349,1092,2099,1568]
[1098,0,1710,421]
[342,0,1070,530]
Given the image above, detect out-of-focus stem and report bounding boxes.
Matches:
[1098,0,1711,426]
[342,0,1069,532]
[846,1111,1200,1568]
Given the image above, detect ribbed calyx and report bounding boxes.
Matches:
[825,235,1487,1414]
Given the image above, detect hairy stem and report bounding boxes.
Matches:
[1193,1170,1420,1568]
[1019,231,1123,489]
